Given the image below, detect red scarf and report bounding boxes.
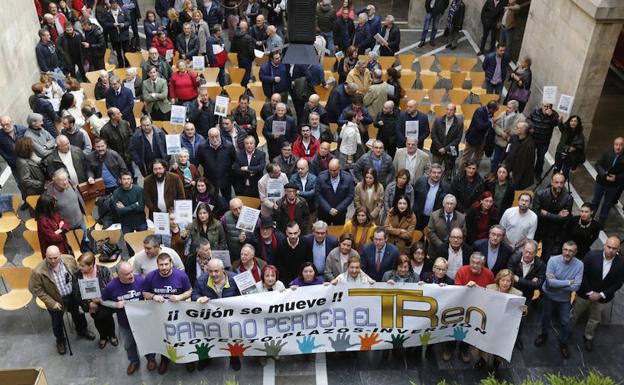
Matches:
[239,260,261,282]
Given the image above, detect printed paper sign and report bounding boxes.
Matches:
[78,278,101,300]
[233,270,259,294]
[166,135,181,155]
[165,49,174,62]
[542,86,558,105]
[153,212,170,235]
[272,120,287,136]
[124,81,135,98]
[170,105,187,125]
[556,94,574,115]
[235,206,260,232]
[174,200,193,224]
[405,120,419,139]
[211,250,232,268]
[266,179,284,200]
[214,95,230,117]
[192,56,205,71]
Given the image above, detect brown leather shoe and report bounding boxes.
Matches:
[56,342,66,355]
[147,360,157,371]
[126,362,139,375]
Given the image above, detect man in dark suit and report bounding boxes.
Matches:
[316,159,354,225]
[591,137,624,225]
[462,101,498,168]
[478,0,508,55]
[571,237,624,351]
[232,135,266,197]
[427,194,466,256]
[276,222,312,285]
[105,75,136,131]
[302,220,338,277]
[379,15,401,56]
[361,228,400,282]
[101,0,131,67]
[129,117,169,177]
[197,127,236,200]
[473,225,512,275]
[431,104,463,181]
[413,164,450,230]
[436,227,472,280]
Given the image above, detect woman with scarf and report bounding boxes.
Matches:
[465,191,499,244]
[554,115,585,180]
[191,176,226,217]
[171,148,200,197]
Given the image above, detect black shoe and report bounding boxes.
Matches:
[197,359,209,371]
[79,331,96,340]
[474,357,485,369]
[19,203,29,211]
[158,358,169,374]
[230,357,241,371]
[450,45,457,50]
[560,343,570,359]
[446,43,452,48]
[477,51,484,56]
[534,334,547,347]
[417,41,426,48]
[430,40,436,47]
[583,336,593,351]
[57,342,66,355]
[185,363,195,373]
[126,362,139,375]
[515,338,524,351]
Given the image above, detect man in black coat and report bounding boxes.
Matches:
[590,137,624,225]
[175,23,200,61]
[418,0,449,48]
[188,87,217,138]
[100,108,133,170]
[80,18,106,71]
[230,21,255,86]
[413,164,450,230]
[533,172,573,260]
[571,237,624,351]
[326,82,357,123]
[527,103,559,178]
[379,15,401,56]
[274,183,310,235]
[431,104,463,181]
[473,225,512,274]
[478,0,508,55]
[101,0,131,67]
[197,127,236,200]
[232,135,266,197]
[276,222,312,285]
[333,8,355,53]
[56,23,86,81]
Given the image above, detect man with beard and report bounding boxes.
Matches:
[129,116,169,177]
[100,107,133,169]
[373,101,400,158]
[112,171,147,240]
[85,137,127,194]
[499,192,537,251]
[188,86,217,137]
[533,172,572,261]
[143,159,185,219]
[142,253,193,374]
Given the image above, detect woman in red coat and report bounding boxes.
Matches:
[35,195,71,255]
[169,60,200,106]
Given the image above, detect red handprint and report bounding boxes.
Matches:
[221,342,251,357]
[359,332,383,351]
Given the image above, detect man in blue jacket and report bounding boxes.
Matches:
[290,158,317,213]
[316,159,354,225]
[462,101,498,167]
[353,13,374,55]
[482,43,511,95]
[396,100,430,149]
[129,116,169,177]
[105,76,136,131]
[361,227,400,281]
[259,51,291,100]
[326,82,358,123]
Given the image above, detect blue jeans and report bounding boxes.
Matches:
[591,183,618,224]
[420,13,440,43]
[491,145,506,173]
[534,142,549,177]
[120,324,155,364]
[321,32,334,55]
[540,296,572,344]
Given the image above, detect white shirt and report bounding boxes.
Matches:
[330,175,340,192]
[603,255,613,279]
[58,150,79,185]
[405,152,418,181]
[521,259,534,278]
[339,122,362,156]
[500,207,538,247]
[447,247,463,280]
[300,175,308,190]
[156,180,167,213]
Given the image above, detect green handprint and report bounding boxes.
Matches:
[447,326,469,341]
[166,344,185,362]
[419,332,434,346]
[328,333,358,351]
[255,340,288,356]
[191,343,214,360]
[386,334,410,349]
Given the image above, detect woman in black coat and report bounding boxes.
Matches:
[15,137,46,198]
[484,164,515,213]
[554,115,585,180]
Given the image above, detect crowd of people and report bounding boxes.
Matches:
[0,0,623,378]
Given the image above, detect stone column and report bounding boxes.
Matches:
[519,0,624,138]
[0,2,40,124]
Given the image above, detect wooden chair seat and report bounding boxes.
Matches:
[238,196,261,209]
[327,225,343,239]
[124,229,155,256]
[227,67,246,85]
[224,84,246,101]
[420,73,438,92]
[437,55,457,79]
[399,53,417,72]
[36,297,47,310]
[0,267,33,311]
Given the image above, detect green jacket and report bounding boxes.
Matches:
[183,220,227,255]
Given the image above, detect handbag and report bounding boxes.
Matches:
[95,237,120,263]
[78,178,106,201]
[508,87,531,103]
[213,49,228,68]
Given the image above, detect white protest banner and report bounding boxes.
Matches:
[170,105,187,125]
[211,250,232,269]
[214,95,230,117]
[212,45,224,55]
[126,283,524,363]
[192,56,205,71]
[174,200,193,225]
[235,206,260,232]
[78,278,101,300]
[556,94,574,116]
[405,120,419,139]
[153,212,170,235]
[166,135,181,155]
[266,179,284,201]
[233,270,259,295]
[272,120,287,136]
[542,86,558,105]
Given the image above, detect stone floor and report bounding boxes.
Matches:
[2,3,624,384]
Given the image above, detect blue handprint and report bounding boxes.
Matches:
[297,336,323,354]
[447,326,469,341]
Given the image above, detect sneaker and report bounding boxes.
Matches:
[56,342,66,355]
[534,334,547,347]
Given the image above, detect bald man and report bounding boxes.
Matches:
[396,99,430,148]
[29,246,94,355]
[43,134,88,184]
[316,159,354,225]
[197,126,236,199]
[221,198,257,262]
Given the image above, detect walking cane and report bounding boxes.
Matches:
[62,314,74,356]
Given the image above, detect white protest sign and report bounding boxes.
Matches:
[78,278,101,300]
[166,134,181,155]
[192,56,205,71]
[214,95,229,117]
[272,120,287,136]
[153,212,170,235]
[405,120,419,139]
[556,94,574,116]
[233,270,259,294]
[235,206,260,232]
[170,105,187,125]
[542,86,558,105]
[266,179,284,201]
[174,200,193,225]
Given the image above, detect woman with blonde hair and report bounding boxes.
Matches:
[342,207,376,254]
[330,255,375,285]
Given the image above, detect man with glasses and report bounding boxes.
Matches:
[303,220,338,276]
[29,246,95,355]
[473,225,513,274]
[361,227,400,282]
[354,140,395,186]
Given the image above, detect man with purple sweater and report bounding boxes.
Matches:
[141,253,193,374]
[101,262,146,376]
